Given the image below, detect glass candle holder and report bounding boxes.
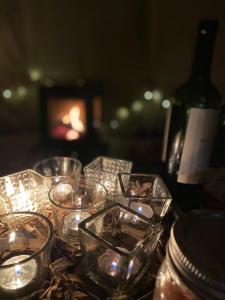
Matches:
[0,211,53,299]
[79,203,162,295]
[49,178,107,242]
[118,173,172,220]
[0,169,49,217]
[33,156,82,188]
[84,156,132,200]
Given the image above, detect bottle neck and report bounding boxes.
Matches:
[190,20,218,81]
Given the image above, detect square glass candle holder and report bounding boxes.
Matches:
[79,203,162,294]
[49,178,107,241]
[33,156,82,189]
[0,211,53,299]
[118,173,172,220]
[84,156,132,200]
[0,169,50,217]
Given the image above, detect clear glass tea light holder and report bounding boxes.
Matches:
[84,156,132,201]
[0,169,50,217]
[118,173,172,220]
[0,211,53,299]
[33,156,82,189]
[79,203,162,295]
[49,178,107,242]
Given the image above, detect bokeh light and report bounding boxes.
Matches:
[117,107,129,119]
[162,99,171,109]
[153,90,162,102]
[131,100,143,112]
[144,90,153,100]
[110,120,119,129]
[3,89,12,99]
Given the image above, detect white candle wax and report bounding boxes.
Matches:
[0,255,37,290]
[64,211,90,237]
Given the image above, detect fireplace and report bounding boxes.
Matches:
[39,84,103,146]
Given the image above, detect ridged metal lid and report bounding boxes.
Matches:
[168,210,225,299]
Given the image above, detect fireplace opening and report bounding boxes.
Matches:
[39,84,103,147]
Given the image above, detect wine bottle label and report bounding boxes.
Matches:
[177,108,220,184]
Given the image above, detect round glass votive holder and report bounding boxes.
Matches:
[49,178,107,242]
[0,211,53,299]
[33,156,82,188]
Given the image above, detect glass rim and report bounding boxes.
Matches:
[0,168,44,181]
[33,156,82,177]
[84,156,133,175]
[0,211,54,269]
[48,180,107,211]
[79,203,162,257]
[118,172,172,200]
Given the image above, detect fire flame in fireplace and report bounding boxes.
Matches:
[62,106,85,140]
[50,101,86,141]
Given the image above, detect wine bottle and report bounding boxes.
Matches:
[161,20,222,211]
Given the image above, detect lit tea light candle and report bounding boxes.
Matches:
[97,249,122,277]
[130,202,153,219]
[64,211,90,237]
[0,255,37,291]
[97,247,141,278]
[53,183,74,202]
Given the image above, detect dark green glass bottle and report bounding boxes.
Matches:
[161,20,223,211]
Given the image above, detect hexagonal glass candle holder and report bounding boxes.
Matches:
[0,170,50,217]
[118,173,172,220]
[79,203,162,295]
[84,156,132,200]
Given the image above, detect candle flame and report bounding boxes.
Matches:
[9,231,16,243]
[75,214,80,222]
[15,265,21,275]
[77,196,82,206]
[19,181,25,193]
[137,206,143,213]
[5,177,15,196]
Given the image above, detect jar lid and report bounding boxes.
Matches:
[168,210,225,299]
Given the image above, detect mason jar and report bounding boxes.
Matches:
[153,210,225,300]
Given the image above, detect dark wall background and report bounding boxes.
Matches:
[0,0,224,174]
